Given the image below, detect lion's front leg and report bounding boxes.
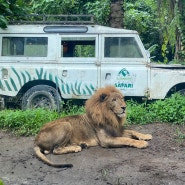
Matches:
[101,137,149,148]
[123,130,152,141]
[97,130,149,148]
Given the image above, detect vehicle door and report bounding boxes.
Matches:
[58,35,99,99]
[100,34,149,97]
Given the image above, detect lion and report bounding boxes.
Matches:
[34,86,152,168]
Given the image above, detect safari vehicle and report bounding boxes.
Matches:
[0,15,185,110]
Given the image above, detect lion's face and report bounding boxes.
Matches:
[85,86,126,126]
[106,92,126,118]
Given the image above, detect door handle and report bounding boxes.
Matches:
[62,70,67,77]
[105,73,111,80]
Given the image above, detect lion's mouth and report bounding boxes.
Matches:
[116,110,126,118]
[111,106,126,118]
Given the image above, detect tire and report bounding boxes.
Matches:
[22,85,61,111]
[178,89,185,96]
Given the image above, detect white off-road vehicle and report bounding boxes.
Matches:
[0,15,185,110]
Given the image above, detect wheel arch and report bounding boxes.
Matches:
[166,82,185,97]
[17,80,62,99]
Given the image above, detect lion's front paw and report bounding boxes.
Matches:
[74,146,82,153]
[138,134,152,141]
[141,134,152,141]
[136,140,149,148]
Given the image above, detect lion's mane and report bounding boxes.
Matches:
[85,86,125,129]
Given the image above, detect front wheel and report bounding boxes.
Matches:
[22,85,61,111]
[178,89,185,96]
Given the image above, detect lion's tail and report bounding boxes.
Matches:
[34,146,73,168]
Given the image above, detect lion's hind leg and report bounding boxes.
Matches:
[53,145,82,154]
[123,130,152,140]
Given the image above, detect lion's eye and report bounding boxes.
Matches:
[113,98,116,101]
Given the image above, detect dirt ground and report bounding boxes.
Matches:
[0,123,185,185]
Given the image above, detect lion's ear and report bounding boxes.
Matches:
[100,93,107,102]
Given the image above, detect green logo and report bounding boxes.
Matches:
[118,68,130,77]
[115,68,135,89]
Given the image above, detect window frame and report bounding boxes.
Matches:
[60,35,98,60]
[102,34,147,62]
[1,36,48,57]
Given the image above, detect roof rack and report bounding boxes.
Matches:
[8,14,94,25]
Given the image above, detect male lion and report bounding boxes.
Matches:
[34,86,152,168]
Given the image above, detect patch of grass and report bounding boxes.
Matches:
[0,101,85,136]
[0,94,185,136]
[126,100,150,124]
[0,108,60,136]
[127,93,185,125]
[61,100,85,116]
[148,93,185,124]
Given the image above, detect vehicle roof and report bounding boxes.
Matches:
[0,24,138,34]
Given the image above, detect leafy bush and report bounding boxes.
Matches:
[0,101,85,136]
[126,100,149,124]
[127,93,185,125]
[148,93,185,124]
[0,108,60,136]
[61,100,85,116]
[0,94,185,136]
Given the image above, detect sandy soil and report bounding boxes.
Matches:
[0,123,185,185]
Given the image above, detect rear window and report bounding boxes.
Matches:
[2,37,48,57]
[104,37,143,58]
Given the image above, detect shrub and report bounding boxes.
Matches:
[0,94,185,136]
[0,108,59,136]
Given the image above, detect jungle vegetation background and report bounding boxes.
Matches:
[0,0,185,63]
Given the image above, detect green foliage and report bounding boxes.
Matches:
[178,5,185,61]
[0,15,8,28]
[0,108,59,136]
[125,0,185,63]
[125,1,155,33]
[84,0,110,25]
[1,94,185,136]
[30,0,111,25]
[30,0,80,15]
[60,100,85,117]
[0,179,4,185]
[125,0,162,61]
[0,102,85,136]
[126,100,150,124]
[157,1,180,63]
[127,93,185,125]
[0,0,32,28]
[148,93,185,124]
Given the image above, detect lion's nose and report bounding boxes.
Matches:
[122,106,126,111]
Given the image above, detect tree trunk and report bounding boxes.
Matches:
[109,0,124,28]
[175,0,185,60]
[178,0,185,61]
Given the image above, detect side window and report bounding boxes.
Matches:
[61,37,95,57]
[104,37,143,58]
[2,37,48,57]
